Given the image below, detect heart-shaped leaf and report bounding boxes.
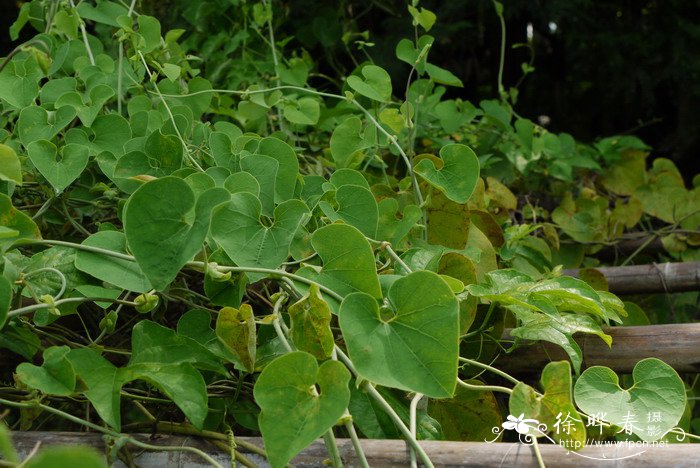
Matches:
[347,65,392,102]
[0,144,22,185]
[510,361,586,447]
[297,224,381,301]
[124,177,229,290]
[16,346,76,396]
[573,358,686,441]
[67,345,209,431]
[254,351,351,468]
[27,140,89,193]
[339,270,459,398]
[244,136,300,203]
[319,184,378,238]
[288,283,334,359]
[210,192,308,275]
[415,144,480,203]
[216,304,256,372]
[0,194,41,253]
[329,116,375,168]
[75,231,152,293]
[17,106,76,146]
[283,97,320,125]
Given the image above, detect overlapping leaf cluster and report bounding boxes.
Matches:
[0,1,695,467]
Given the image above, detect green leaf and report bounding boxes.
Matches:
[0,56,43,109]
[162,63,181,81]
[254,352,351,468]
[9,3,30,40]
[244,137,299,203]
[124,177,229,290]
[137,15,162,53]
[288,283,334,359]
[425,63,463,87]
[74,231,152,293]
[22,446,107,468]
[0,194,41,253]
[574,358,686,442]
[347,65,392,102]
[339,270,459,398]
[376,199,422,245]
[297,224,381,300]
[283,97,320,125]
[0,144,22,185]
[211,192,308,276]
[27,141,89,193]
[17,106,76,146]
[330,116,374,168]
[66,348,123,429]
[125,362,208,429]
[177,309,243,366]
[319,184,378,238]
[76,0,128,27]
[415,144,480,203]
[216,304,256,372]
[407,5,437,32]
[509,361,586,448]
[130,320,227,375]
[0,276,11,329]
[16,346,76,396]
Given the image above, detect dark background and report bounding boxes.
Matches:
[3,0,699,176]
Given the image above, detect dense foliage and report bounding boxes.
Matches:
[0,1,698,466]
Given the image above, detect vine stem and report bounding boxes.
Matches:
[137,51,204,172]
[117,0,138,114]
[492,0,506,98]
[531,436,546,468]
[381,242,412,273]
[22,267,67,301]
[0,398,223,468]
[409,393,423,468]
[69,0,95,65]
[458,357,520,386]
[271,294,292,352]
[18,239,344,303]
[343,418,369,468]
[335,348,434,468]
[7,297,139,319]
[457,378,512,395]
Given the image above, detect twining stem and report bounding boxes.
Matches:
[531,436,546,468]
[8,296,139,319]
[0,398,223,468]
[137,51,204,172]
[117,0,138,114]
[271,294,292,352]
[381,242,412,273]
[458,378,512,395]
[18,239,344,303]
[70,0,95,65]
[459,357,520,386]
[22,267,67,301]
[335,348,434,468]
[492,0,506,98]
[409,393,423,468]
[322,431,344,468]
[343,418,369,468]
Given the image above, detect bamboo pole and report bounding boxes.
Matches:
[498,323,700,375]
[563,261,700,294]
[7,432,700,467]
